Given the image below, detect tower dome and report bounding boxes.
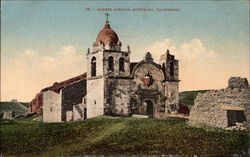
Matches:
[95,20,119,45]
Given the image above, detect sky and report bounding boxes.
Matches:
[1,0,249,102]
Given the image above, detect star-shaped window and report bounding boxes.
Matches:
[142,73,154,87]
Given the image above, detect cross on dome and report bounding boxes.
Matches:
[105,12,110,22]
[95,13,119,45]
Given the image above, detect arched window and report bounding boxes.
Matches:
[108,56,114,71]
[119,57,125,72]
[170,62,174,76]
[91,57,96,77]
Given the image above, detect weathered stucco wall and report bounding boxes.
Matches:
[87,78,104,118]
[86,47,106,119]
[43,91,61,122]
[189,78,250,128]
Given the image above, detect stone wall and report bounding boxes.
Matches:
[165,81,179,114]
[189,77,250,128]
[85,50,179,119]
[105,78,132,116]
[104,61,169,118]
[43,91,61,122]
[93,60,167,119]
[133,61,166,118]
[228,77,249,89]
[103,50,130,77]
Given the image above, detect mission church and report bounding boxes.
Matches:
[29,14,180,122]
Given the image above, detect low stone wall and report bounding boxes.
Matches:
[189,83,250,128]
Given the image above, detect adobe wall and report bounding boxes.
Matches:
[43,91,61,122]
[189,77,250,128]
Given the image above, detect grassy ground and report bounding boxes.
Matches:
[179,90,209,106]
[0,116,249,157]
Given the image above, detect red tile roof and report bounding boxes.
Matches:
[29,73,87,114]
[41,73,87,93]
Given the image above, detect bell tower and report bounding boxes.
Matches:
[159,49,179,113]
[159,49,179,81]
[86,14,131,118]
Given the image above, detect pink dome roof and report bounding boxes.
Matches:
[95,21,119,45]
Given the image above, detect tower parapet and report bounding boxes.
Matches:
[159,49,179,82]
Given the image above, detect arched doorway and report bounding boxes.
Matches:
[130,98,138,115]
[145,100,154,118]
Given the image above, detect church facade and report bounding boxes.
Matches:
[30,17,180,122]
[87,19,180,119]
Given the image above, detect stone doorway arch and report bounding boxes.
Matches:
[145,99,154,118]
[130,97,138,115]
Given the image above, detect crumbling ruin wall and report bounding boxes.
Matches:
[189,77,250,128]
[228,77,249,89]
